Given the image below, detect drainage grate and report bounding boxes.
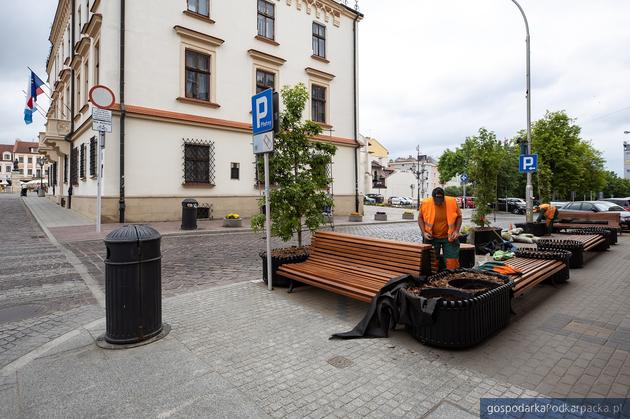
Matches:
[327,356,353,369]
[0,304,46,324]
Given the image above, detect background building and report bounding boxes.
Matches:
[0,144,13,187]
[40,0,363,222]
[0,140,51,190]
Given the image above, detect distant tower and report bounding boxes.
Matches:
[625,142,630,180]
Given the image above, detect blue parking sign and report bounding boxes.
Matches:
[519,154,538,173]
[252,89,273,135]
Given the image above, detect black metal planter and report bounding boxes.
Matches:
[402,269,513,349]
[260,247,310,287]
[472,227,503,255]
[515,222,548,237]
[560,228,616,247]
[514,249,572,283]
[536,239,585,269]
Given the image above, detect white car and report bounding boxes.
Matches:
[388,196,404,205]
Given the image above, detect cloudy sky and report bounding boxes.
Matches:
[1,0,629,175]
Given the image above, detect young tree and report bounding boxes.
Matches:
[251,83,336,247]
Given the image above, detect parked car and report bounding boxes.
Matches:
[560,201,630,228]
[387,196,405,206]
[366,193,384,204]
[364,195,376,204]
[550,201,569,209]
[494,198,527,214]
[399,196,413,206]
[603,197,630,211]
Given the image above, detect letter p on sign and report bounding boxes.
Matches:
[252,89,274,135]
[519,154,538,173]
[255,97,267,129]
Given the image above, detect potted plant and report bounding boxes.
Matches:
[251,84,336,287]
[223,213,242,227]
[402,210,415,220]
[374,211,387,221]
[348,211,363,222]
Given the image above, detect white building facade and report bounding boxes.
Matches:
[385,155,441,201]
[41,0,363,222]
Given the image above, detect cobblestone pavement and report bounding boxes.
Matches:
[0,194,102,369]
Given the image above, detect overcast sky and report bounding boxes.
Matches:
[1,0,629,175]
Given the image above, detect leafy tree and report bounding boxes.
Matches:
[444,186,463,196]
[467,128,504,226]
[251,83,336,247]
[602,171,630,198]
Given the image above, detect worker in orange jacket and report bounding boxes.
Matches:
[418,187,463,271]
[534,203,558,234]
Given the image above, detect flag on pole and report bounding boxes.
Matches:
[24,70,46,125]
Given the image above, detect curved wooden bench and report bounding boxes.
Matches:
[555,210,621,232]
[277,231,434,302]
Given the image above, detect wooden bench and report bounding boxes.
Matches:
[558,234,608,251]
[277,231,434,302]
[504,254,569,298]
[555,210,621,232]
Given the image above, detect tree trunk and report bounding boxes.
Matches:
[297,228,302,247]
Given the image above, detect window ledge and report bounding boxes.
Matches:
[177,97,220,108]
[182,182,216,188]
[255,35,279,46]
[311,55,329,64]
[79,104,89,114]
[183,10,215,24]
[315,122,333,130]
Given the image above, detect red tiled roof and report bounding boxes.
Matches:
[12,140,39,154]
[0,144,12,154]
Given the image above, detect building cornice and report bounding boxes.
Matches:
[74,36,91,57]
[85,14,102,38]
[305,67,335,81]
[47,0,70,72]
[173,25,225,47]
[90,0,101,13]
[248,49,286,66]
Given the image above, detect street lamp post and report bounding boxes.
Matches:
[510,0,533,222]
[36,157,47,197]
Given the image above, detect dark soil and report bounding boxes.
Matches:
[407,271,505,299]
[269,246,311,258]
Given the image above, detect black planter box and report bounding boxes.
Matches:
[459,244,476,268]
[473,227,503,255]
[536,239,585,269]
[560,228,617,247]
[260,248,309,288]
[515,222,548,237]
[402,269,513,348]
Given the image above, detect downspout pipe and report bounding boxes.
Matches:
[119,0,126,223]
[67,0,76,209]
[352,14,359,213]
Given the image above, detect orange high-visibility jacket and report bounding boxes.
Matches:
[539,203,557,225]
[420,196,459,236]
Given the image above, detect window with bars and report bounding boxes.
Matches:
[230,162,240,180]
[89,137,97,177]
[64,155,68,183]
[185,50,211,101]
[255,69,275,94]
[311,84,326,123]
[183,141,215,185]
[79,143,86,179]
[257,0,275,40]
[187,0,209,16]
[312,22,326,58]
[70,147,78,185]
[52,162,58,186]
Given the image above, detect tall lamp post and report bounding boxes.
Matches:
[510,0,533,222]
[36,157,47,197]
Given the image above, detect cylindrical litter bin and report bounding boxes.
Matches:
[104,225,162,344]
[181,198,198,230]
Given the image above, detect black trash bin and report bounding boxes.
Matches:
[104,225,163,345]
[181,198,198,230]
[20,188,27,197]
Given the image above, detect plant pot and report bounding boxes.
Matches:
[260,247,310,288]
[458,244,476,268]
[402,213,415,220]
[515,222,548,237]
[536,239,584,269]
[402,269,513,348]
[223,218,242,228]
[472,227,502,255]
[348,214,363,222]
[374,212,387,221]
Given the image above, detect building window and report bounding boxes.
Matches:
[77,6,82,34]
[79,143,86,179]
[89,137,97,176]
[187,0,209,16]
[84,60,89,104]
[255,69,275,94]
[230,162,240,180]
[19,156,24,163]
[71,147,79,185]
[52,162,58,186]
[64,155,68,183]
[183,141,215,185]
[312,22,326,58]
[94,41,100,84]
[311,84,326,123]
[185,50,210,101]
[76,71,82,109]
[36,169,41,178]
[28,157,33,164]
[3,152,10,160]
[257,0,275,40]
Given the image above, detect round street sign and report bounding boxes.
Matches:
[89,85,116,109]
[460,174,469,183]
